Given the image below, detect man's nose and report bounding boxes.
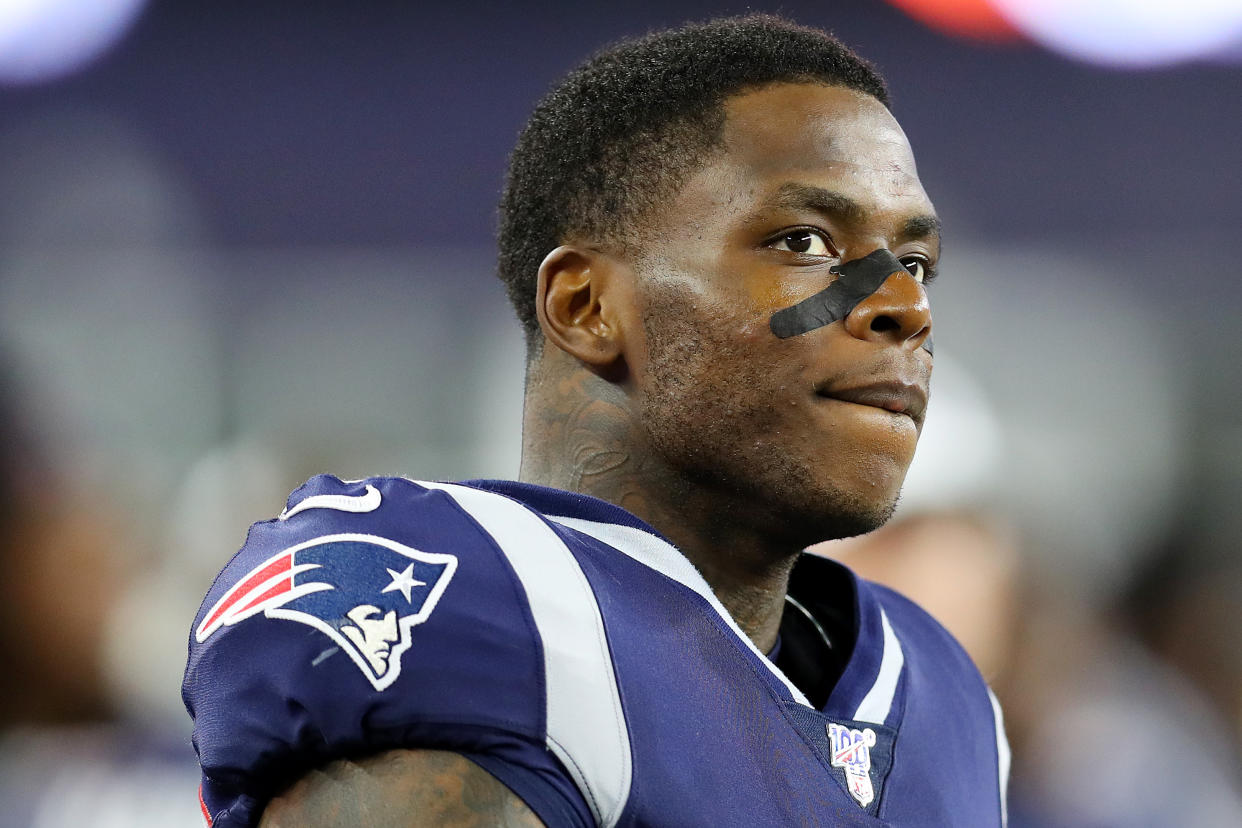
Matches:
[842,267,932,351]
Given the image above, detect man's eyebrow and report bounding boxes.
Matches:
[900,214,941,241]
[758,183,941,243]
[763,183,867,224]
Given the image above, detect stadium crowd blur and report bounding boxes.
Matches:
[2,2,1240,826]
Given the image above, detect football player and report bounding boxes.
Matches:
[185,15,1009,827]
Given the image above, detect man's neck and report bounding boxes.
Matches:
[519,361,799,652]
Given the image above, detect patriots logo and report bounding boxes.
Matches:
[196,533,457,690]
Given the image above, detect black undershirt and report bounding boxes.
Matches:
[771,555,858,709]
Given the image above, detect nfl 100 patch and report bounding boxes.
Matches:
[822,717,896,812]
[827,721,879,807]
[782,703,897,815]
[196,534,457,690]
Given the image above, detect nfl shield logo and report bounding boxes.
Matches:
[827,722,878,807]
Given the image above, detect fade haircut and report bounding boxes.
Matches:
[497,14,889,350]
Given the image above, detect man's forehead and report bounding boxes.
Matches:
[681,83,931,223]
[717,83,922,190]
[722,82,912,159]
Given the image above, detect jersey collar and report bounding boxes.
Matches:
[463,479,908,727]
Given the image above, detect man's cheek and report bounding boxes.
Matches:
[737,317,773,344]
[745,270,816,317]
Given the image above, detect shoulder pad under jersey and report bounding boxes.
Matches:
[183,475,591,827]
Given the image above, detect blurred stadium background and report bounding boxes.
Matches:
[1,1,1239,825]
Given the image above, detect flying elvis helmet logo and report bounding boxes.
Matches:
[196,534,458,691]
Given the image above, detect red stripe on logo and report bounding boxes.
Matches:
[199,554,292,634]
[232,577,293,618]
[199,783,213,826]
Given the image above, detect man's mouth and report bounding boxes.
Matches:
[816,381,928,423]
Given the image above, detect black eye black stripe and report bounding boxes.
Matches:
[768,249,933,355]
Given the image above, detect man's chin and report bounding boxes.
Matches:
[784,487,900,547]
[804,510,893,546]
[698,462,905,548]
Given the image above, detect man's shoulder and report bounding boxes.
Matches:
[183,475,616,827]
[187,475,572,692]
[229,474,536,567]
[184,476,553,824]
[194,478,525,646]
[186,474,654,695]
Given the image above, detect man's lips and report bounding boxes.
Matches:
[816,380,928,422]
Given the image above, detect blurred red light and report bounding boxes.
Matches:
[884,0,1023,42]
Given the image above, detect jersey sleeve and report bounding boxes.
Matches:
[182,475,594,828]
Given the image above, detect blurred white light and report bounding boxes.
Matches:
[991,0,1242,67]
[0,0,147,84]
[1210,32,1242,64]
[895,351,1003,518]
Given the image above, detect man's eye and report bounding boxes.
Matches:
[900,255,933,284]
[770,229,832,256]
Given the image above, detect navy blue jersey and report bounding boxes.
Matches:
[184,475,1009,827]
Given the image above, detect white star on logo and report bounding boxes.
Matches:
[381,562,425,603]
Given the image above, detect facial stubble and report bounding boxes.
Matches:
[637,281,900,548]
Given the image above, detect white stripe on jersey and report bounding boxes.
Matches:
[853,609,905,725]
[418,482,632,828]
[989,687,1011,827]
[547,515,813,708]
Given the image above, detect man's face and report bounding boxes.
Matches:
[629,82,937,544]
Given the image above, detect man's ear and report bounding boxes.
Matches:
[535,245,627,374]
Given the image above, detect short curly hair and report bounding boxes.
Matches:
[496,14,889,350]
